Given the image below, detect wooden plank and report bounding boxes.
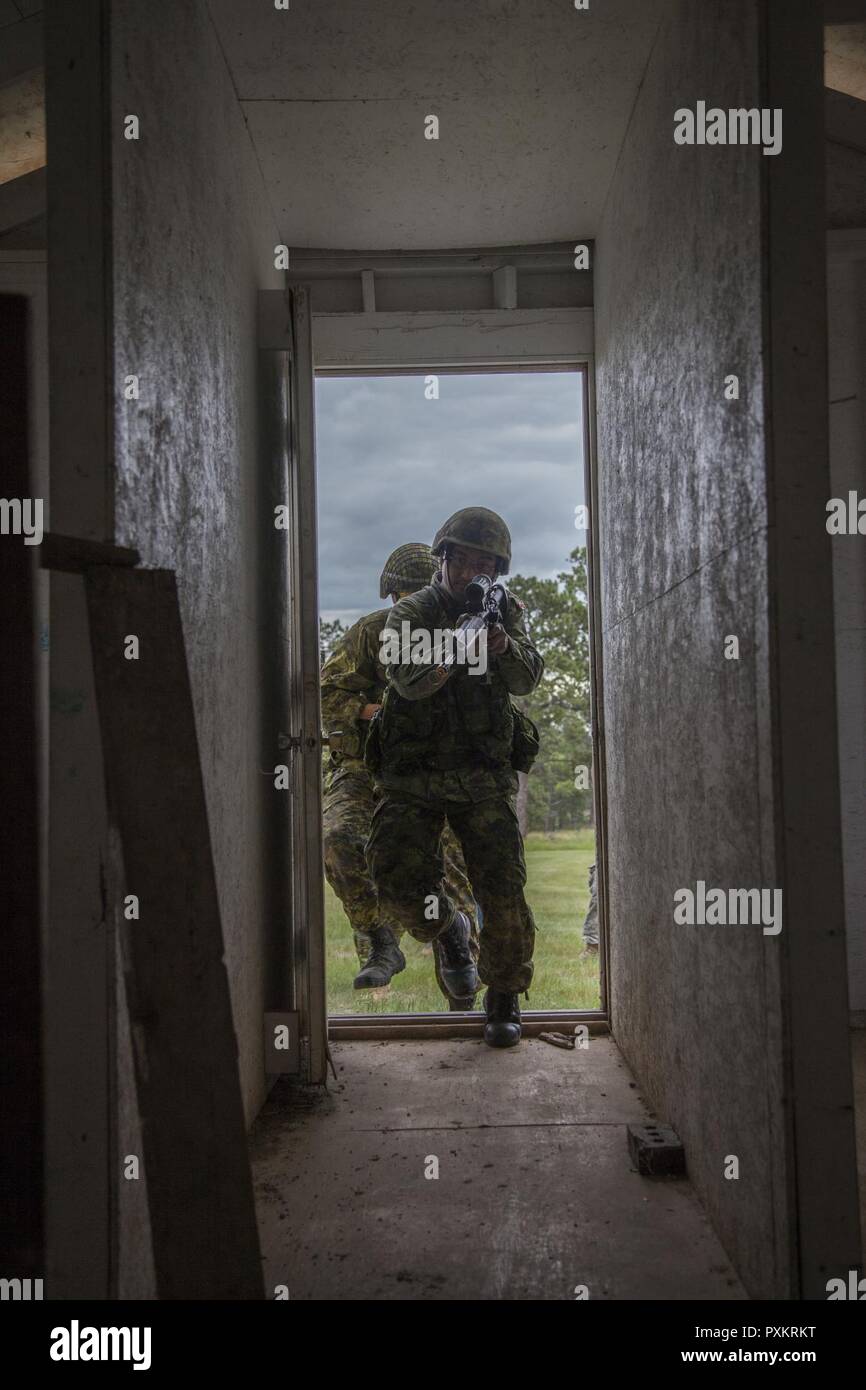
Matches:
[84,566,263,1300]
[309,306,594,369]
[39,531,140,573]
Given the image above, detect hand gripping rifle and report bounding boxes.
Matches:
[439,573,508,671]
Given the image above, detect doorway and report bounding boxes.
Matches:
[316,366,602,1024]
[265,253,604,1060]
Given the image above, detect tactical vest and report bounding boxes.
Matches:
[377,668,515,774]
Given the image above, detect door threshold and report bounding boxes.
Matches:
[328,1009,609,1041]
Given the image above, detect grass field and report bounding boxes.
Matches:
[325,826,599,1015]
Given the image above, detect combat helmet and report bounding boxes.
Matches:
[379,542,437,599]
[431,507,511,575]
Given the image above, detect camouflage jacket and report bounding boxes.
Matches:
[320,608,389,781]
[372,578,544,803]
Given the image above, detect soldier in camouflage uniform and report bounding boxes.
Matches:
[321,543,480,1008]
[581,862,599,955]
[365,509,544,1047]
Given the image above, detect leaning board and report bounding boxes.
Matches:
[84,565,263,1300]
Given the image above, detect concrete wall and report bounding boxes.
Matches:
[595,0,792,1298]
[109,0,283,1294]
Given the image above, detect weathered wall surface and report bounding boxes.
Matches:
[594,0,791,1297]
[109,0,283,1294]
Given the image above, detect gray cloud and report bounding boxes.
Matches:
[315,370,586,625]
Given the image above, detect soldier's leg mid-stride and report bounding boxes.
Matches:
[319,541,481,1006]
[366,791,535,1012]
[323,772,480,1003]
[322,771,405,986]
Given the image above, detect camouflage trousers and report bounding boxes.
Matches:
[322,768,479,1000]
[582,862,599,945]
[366,791,536,994]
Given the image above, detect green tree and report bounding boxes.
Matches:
[319,616,347,666]
[509,547,593,833]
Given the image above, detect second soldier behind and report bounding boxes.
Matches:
[365,509,544,1047]
[320,543,481,1008]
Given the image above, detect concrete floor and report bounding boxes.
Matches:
[250,1036,746,1300]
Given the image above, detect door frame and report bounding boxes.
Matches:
[288,287,329,1082]
[261,287,610,1037]
[260,286,329,1083]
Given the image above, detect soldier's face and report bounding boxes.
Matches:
[446,545,498,587]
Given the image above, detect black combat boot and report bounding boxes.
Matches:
[483,987,521,1047]
[434,910,479,999]
[447,991,477,1012]
[353,928,406,989]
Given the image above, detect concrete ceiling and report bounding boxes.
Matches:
[207,0,665,250]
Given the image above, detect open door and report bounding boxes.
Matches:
[287,287,328,1084]
[261,285,327,1084]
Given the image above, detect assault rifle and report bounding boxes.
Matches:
[439,574,508,671]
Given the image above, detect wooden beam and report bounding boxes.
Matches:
[308,306,594,369]
[39,531,140,573]
[85,567,264,1300]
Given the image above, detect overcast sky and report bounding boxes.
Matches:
[315,370,586,625]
